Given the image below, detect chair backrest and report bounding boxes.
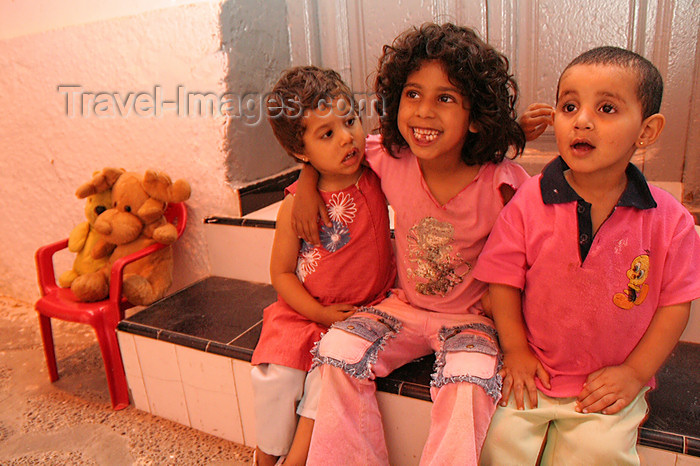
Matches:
[164,202,187,239]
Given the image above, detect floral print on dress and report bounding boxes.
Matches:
[320,220,351,252]
[327,192,357,225]
[296,241,321,283]
[406,216,470,296]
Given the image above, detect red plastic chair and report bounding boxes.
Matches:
[34,202,187,410]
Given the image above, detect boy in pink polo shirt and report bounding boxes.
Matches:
[475,46,700,464]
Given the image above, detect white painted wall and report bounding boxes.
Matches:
[0,1,236,302]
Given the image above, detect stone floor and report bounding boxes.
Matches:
[0,295,254,465]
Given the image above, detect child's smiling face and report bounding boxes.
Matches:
[554,63,647,179]
[397,60,477,165]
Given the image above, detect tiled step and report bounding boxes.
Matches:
[116,276,433,463]
[117,276,700,462]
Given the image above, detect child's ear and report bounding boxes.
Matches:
[636,113,665,148]
[293,153,309,163]
[468,121,479,134]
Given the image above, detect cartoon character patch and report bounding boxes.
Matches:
[406,217,470,296]
[613,254,650,310]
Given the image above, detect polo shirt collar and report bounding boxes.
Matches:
[540,156,657,209]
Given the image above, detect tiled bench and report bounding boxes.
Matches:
[117,276,700,464]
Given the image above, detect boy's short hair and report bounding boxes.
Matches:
[266,66,355,158]
[559,46,663,118]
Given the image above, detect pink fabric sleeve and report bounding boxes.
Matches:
[658,210,700,307]
[473,193,529,290]
[492,159,531,203]
[364,134,389,179]
[284,180,298,197]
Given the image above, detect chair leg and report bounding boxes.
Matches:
[37,314,59,382]
[93,321,130,410]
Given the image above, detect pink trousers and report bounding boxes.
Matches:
[307,295,500,465]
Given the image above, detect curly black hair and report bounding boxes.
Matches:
[375,23,525,165]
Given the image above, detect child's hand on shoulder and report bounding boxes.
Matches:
[316,304,357,328]
[500,348,551,410]
[519,103,554,141]
[576,364,646,415]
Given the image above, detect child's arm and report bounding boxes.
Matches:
[291,164,330,246]
[272,195,356,327]
[519,103,554,142]
[491,283,551,409]
[576,301,690,415]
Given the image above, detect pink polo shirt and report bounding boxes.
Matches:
[365,134,530,314]
[474,157,700,397]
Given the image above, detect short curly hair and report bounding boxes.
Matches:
[375,23,525,165]
[267,66,355,159]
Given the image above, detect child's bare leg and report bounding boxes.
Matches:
[254,447,278,466]
[282,416,314,466]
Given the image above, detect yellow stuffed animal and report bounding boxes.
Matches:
[58,169,124,288]
[70,168,191,305]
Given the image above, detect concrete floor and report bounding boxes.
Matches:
[0,295,254,465]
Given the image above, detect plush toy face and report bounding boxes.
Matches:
[93,173,155,245]
[84,190,112,225]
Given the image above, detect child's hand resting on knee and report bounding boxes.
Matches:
[576,364,645,415]
[499,347,551,410]
[315,304,357,328]
[519,103,554,141]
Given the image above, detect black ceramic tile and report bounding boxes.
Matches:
[229,321,263,351]
[203,217,276,228]
[400,383,431,402]
[117,320,160,339]
[686,436,700,456]
[644,342,700,439]
[159,331,209,352]
[206,340,256,361]
[384,355,434,387]
[638,427,684,453]
[239,169,300,216]
[123,276,276,345]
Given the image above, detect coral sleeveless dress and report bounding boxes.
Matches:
[251,168,396,371]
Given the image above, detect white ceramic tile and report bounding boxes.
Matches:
[182,384,244,444]
[176,346,245,443]
[244,200,283,222]
[176,345,236,393]
[116,331,150,411]
[134,337,190,426]
[638,445,678,465]
[205,223,274,284]
[677,452,700,465]
[143,374,191,426]
[232,359,257,447]
[135,336,183,381]
[377,391,431,466]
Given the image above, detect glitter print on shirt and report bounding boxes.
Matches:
[406,216,470,296]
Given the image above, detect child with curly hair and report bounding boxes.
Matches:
[292,23,529,464]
